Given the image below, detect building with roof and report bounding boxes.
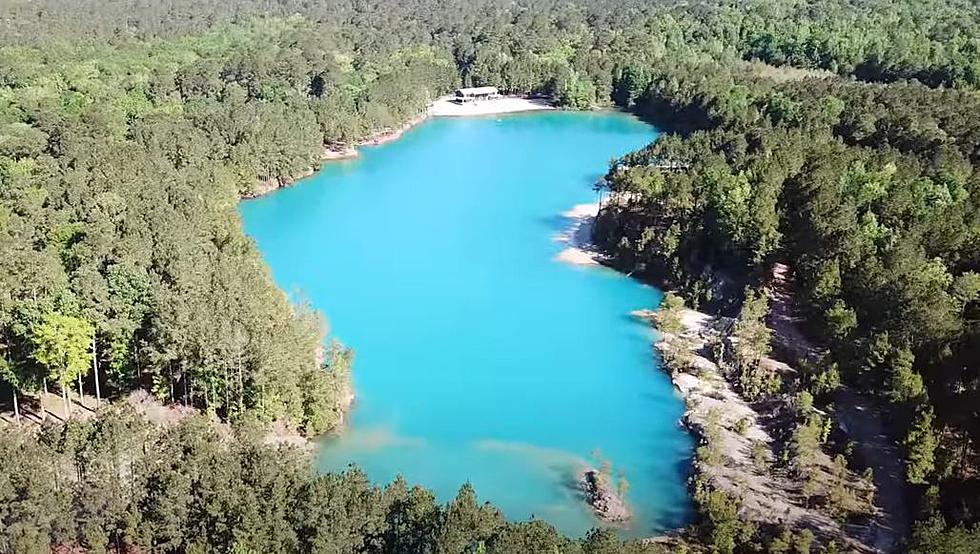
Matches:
[453,86,500,103]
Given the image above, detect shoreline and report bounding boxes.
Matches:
[554,202,607,266]
[650,304,876,551]
[246,95,557,199]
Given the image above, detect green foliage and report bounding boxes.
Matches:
[728,288,781,401]
[0,410,664,554]
[697,409,726,467]
[786,392,828,474]
[733,417,752,436]
[799,356,841,397]
[0,429,71,553]
[768,527,815,554]
[884,346,925,405]
[580,1,980,523]
[823,301,857,341]
[554,70,599,109]
[734,360,782,402]
[750,440,769,472]
[904,405,938,484]
[0,11,457,433]
[30,312,93,385]
[796,529,815,553]
[300,342,353,436]
[733,289,771,365]
[908,515,980,554]
[654,292,686,335]
[824,455,872,521]
[692,480,757,554]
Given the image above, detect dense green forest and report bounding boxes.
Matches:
[591,16,980,554]
[1,0,979,552]
[0,408,667,554]
[593,36,980,542]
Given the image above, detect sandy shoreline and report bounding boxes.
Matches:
[428,95,555,117]
[554,202,605,266]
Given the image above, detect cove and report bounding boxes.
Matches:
[240,111,692,537]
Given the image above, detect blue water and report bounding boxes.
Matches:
[240,111,692,537]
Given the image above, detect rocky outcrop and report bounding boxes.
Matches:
[579,468,631,523]
[654,307,876,552]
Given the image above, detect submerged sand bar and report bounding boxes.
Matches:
[428,95,555,117]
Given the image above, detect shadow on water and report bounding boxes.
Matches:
[539,214,574,234]
[559,469,589,504]
[636,429,697,531]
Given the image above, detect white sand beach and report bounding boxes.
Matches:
[554,202,602,265]
[428,96,555,117]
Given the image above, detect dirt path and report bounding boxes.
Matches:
[766,263,910,553]
[835,387,911,552]
[767,263,815,362]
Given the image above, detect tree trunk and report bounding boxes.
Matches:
[77,372,84,406]
[42,378,48,421]
[62,384,70,419]
[223,366,229,416]
[168,362,175,404]
[237,355,243,413]
[92,335,101,405]
[12,387,19,423]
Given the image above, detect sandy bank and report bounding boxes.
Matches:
[357,114,428,146]
[554,202,605,266]
[246,144,358,198]
[323,144,358,160]
[428,95,555,117]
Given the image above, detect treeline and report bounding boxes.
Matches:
[0,409,667,554]
[4,0,980,93]
[593,50,980,550]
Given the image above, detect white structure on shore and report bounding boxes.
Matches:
[428,95,554,117]
[454,86,500,103]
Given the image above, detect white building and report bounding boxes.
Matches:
[454,86,500,103]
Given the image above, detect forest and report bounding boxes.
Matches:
[592,37,980,551]
[0,0,978,552]
[1,407,666,554]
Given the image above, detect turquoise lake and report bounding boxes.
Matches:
[240,111,692,537]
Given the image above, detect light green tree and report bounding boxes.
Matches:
[904,405,938,484]
[654,292,686,336]
[30,312,93,418]
[734,288,771,364]
[884,346,925,404]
